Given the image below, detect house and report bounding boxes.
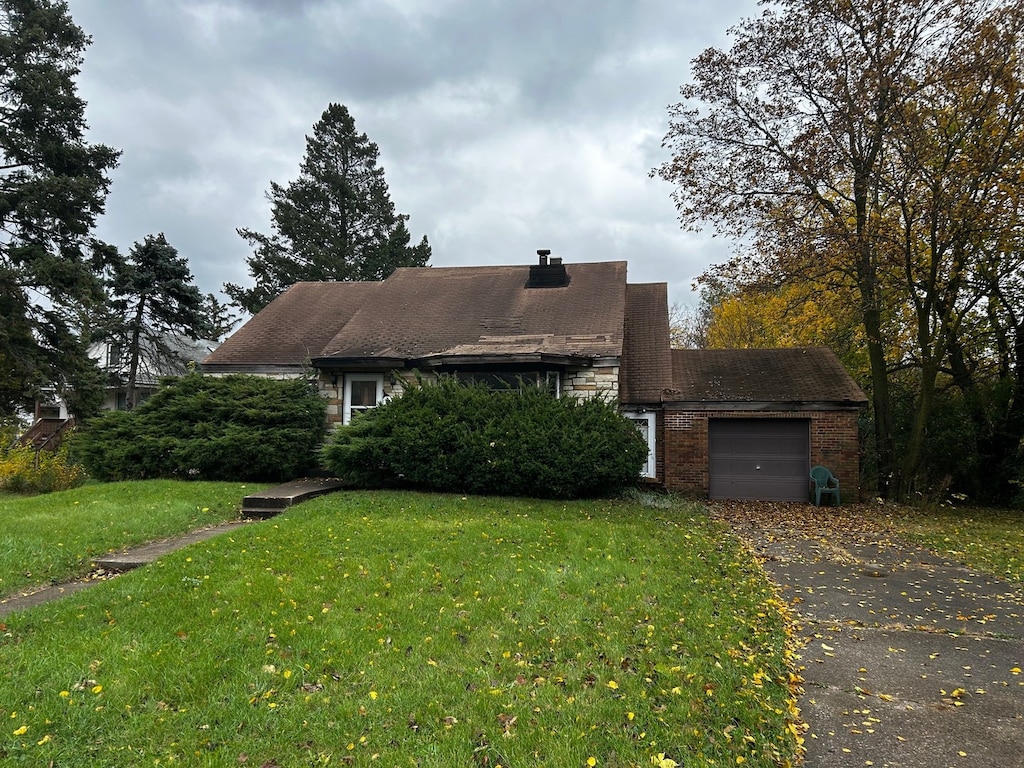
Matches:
[17,335,219,453]
[91,336,219,411]
[202,253,867,501]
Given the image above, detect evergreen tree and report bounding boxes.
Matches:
[105,234,210,410]
[225,103,430,314]
[0,0,120,417]
[201,292,240,342]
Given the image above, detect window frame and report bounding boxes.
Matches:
[343,373,384,425]
[451,370,561,396]
[623,411,657,479]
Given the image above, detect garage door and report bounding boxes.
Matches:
[708,419,809,501]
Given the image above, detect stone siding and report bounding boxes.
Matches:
[561,364,619,401]
[319,371,411,429]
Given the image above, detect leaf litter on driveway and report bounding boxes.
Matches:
[714,501,1024,768]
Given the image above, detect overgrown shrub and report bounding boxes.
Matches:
[74,373,327,482]
[322,378,648,498]
[0,443,88,494]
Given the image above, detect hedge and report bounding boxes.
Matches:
[322,378,647,498]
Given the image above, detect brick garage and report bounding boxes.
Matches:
[662,409,862,501]
[657,349,867,502]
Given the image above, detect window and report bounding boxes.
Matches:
[624,411,656,478]
[453,371,560,396]
[106,342,123,369]
[343,374,384,424]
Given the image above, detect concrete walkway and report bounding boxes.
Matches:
[0,521,248,618]
[722,505,1024,768]
[0,478,346,618]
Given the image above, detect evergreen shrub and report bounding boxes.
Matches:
[74,374,327,482]
[322,378,648,498]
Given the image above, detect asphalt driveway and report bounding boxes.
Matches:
[717,502,1024,768]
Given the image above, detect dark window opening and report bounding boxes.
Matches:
[451,370,560,395]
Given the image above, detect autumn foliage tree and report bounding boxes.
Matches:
[657,0,1024,502]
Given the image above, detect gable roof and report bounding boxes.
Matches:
[619,283,673,404]
[317,261,626,365]
[203,261,630,371]
[202,281,382,369]
[668,347,867,406]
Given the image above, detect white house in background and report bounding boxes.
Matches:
[19,335,219,452]
[90,335,219,412]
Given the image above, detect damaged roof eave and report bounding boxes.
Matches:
[308,352,606,370]
[310,356,409,370]
[415,352,592,368]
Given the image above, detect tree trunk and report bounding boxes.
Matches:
[862,304,898,497]
[901,357,938,498]
[125,298,146,410]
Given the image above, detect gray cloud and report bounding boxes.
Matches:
[69,0,759,309]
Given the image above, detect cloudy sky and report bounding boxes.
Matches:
[67,0,760,314]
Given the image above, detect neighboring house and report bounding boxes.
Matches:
[16,335,219,453]
[91,336,218,411]
[202,253,867,501]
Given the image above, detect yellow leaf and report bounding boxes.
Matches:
[607,680,619,690]
[12,725,27,736]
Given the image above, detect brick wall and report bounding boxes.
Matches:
[662,409,861,501]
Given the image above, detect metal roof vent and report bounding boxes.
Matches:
[526,249,570,288]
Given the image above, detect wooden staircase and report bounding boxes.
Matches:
[16,417,75,452]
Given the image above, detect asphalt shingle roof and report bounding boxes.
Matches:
[203,281,382,367]
[668,347,868,405]
[319,261,626,362]
[203,261,629,369]
[619,283,673,404]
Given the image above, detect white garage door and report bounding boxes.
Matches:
[708,419,810,501]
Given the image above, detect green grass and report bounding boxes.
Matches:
[0,481,262,598]
[875,504,1024,584]
[0,490,802,767]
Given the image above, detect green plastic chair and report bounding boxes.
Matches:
[810,465,840,506]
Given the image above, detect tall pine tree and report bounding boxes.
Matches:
[0,0,120,417]
[105,234,210,410]
[225,103,430,314]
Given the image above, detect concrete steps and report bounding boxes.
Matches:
[240,477,348,518]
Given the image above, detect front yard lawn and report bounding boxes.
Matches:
[0,490,803,767]
[0,481,261,599]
